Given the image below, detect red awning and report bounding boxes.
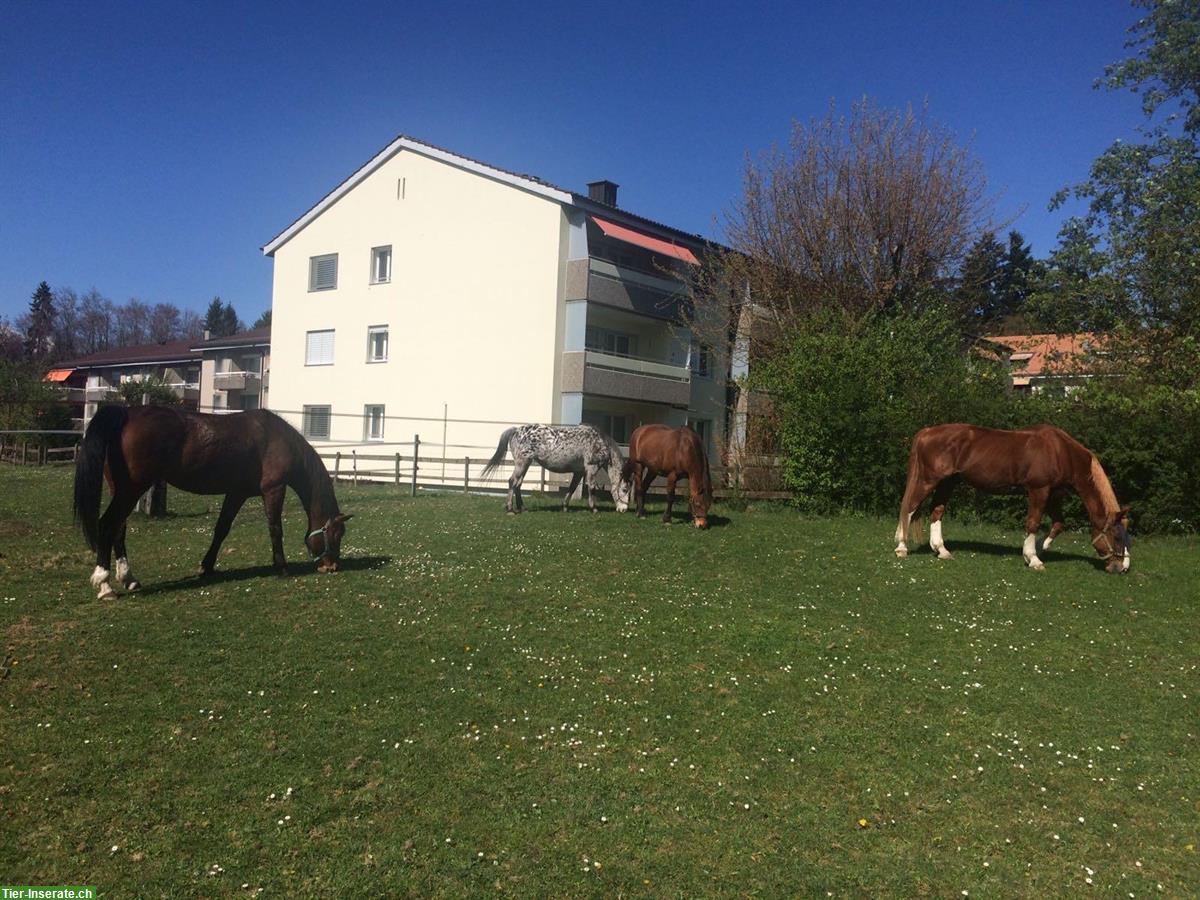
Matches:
[45,369,74,382]
[591,216,699,265]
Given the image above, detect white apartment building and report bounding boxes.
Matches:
[262,135,727,473]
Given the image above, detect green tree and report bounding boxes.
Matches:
[253,309,272,329]
[1056,0,1200,341]
[114,375,183,407]
[23,281,56,361]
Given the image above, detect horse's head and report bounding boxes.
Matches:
[616,460,639,512]
[610,464,632,512]
[690,487,711,529]
[307,513,354,572]
[1092,506,1131,574]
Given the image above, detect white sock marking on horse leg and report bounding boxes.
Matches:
[1023,533,1044,570]
[930,521,951,559]
[895,540,908,558]
[115,557,130,583]
[1122,549,1131,572]
[1041,534,1054,550]
[90,566,110,588]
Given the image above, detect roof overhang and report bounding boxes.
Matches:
[45,368,74,382]
[262,136,575,256]
[591,216,700,265]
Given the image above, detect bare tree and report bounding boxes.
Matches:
[148,302,181,343]
[78,288,114,354]
[693,99,998,358]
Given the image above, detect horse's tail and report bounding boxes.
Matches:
[480,427,517,480]
[74,405,129,552]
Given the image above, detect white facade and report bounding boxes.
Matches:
[263,136,727,481]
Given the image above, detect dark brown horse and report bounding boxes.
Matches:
[620,424,713,528]
[74,405,352,599]
[894,423,1130,572]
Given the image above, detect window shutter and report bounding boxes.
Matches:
[310,254,338,291]
[306,330,335,365]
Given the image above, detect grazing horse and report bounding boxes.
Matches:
[894,423,1130,572]
[620,424,713,528]
[74,404,353,599]
[480,424,631,514]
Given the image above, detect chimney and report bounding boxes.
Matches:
[203,329,211,341]
[587,180,619,207]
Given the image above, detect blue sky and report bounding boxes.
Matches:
[0,1,1146,323]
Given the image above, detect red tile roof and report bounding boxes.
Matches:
[987,333,1105,381]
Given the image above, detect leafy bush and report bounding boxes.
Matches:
[755,308,1199,533]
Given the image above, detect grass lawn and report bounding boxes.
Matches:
[1,464,1197,898]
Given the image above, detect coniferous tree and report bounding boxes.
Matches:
[23,281,56,361]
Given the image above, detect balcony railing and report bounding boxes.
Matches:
[214,370,262,392]
[583,350,690,383]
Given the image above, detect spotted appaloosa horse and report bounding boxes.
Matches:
[480,424,631,514]
[894,423,1131,573]
[74,405,352,599]
[620,424,713,528]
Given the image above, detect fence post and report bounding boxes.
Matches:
[352,450,358,486]
[540,466,546,494]
[21,441,27,466]
[395,452,401,486]
[464,457,470,495]
[334,451,341,483]
[411,434,420,497]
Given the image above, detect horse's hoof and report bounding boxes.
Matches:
[1028,559,1045,571]
[936,549,953,560]
[895,548,908,558]
[126,581,140,592]
[96,584,117,600]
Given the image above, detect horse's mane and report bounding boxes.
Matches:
[1088,455,1121,516]
[268,411,338,518]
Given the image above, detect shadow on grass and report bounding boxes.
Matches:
[908,539,1106,569]
[136,555,393,596]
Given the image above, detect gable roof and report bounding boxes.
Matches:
[262,133,722,257]
[262,135,575,256]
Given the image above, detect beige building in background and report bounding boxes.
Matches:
[262,135,727,480]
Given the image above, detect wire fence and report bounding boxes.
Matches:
[2,422,787,501]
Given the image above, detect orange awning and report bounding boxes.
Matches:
[45,369,74,382]
[592,216,699,265]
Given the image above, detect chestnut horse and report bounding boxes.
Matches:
[74,404,352,599]
[620,424,713,528]
[894,424,1130,572]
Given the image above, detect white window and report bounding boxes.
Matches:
[242,354,262,374]
[305,329,335,366]
[586,326,639,358]
[371,246,392,284]
[690,341,712,378]
[367,325,388,363]
[364,404,385,441]
[302,405,331,440]
[309,253,338,291]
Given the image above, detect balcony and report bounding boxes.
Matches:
[562,349,691,407]
[565,257,691,321]
[214,370,262,393]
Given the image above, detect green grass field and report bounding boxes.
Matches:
[1,465,1196,898]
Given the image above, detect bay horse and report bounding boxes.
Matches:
[894,423,1130,572]
[74,404,352,599]
[620,424,713,528]
[480,424,631,514]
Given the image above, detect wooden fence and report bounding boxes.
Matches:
[316,435,787,500]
